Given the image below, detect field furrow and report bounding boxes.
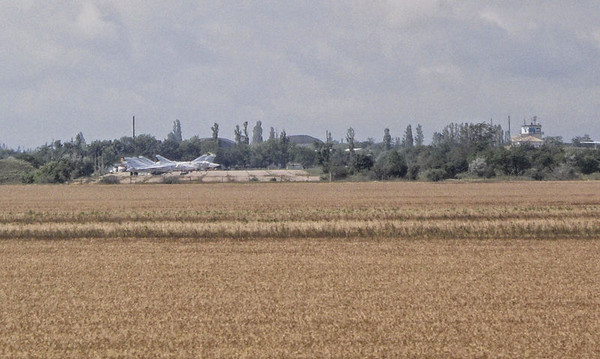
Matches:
[2,181,600,357]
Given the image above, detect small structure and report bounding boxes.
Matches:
[511,116,544,147]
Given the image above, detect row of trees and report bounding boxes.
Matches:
[1,120,599,183]
[316,122,599,181]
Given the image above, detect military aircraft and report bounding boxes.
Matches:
[155,154,220,172]
[124,153,220,175]
[123,156,174,175]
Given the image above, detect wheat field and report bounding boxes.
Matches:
[1,181,600,357]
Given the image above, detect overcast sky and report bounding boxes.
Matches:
[2,1,600,148]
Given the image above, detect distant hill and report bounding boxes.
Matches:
[0,157,34,184]
[288,135,322,146]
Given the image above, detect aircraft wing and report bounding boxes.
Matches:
[125,156,174,173]
[192,155,208,163]
[124,157,149,170]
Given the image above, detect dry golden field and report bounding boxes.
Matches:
[1,181,600,357]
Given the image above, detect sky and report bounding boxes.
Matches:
[2,1,600,149]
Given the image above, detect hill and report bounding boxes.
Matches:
[288,134,322,146]
[0,157,34,184]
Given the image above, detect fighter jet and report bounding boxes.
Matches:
[155,153,220,172]
[123,156,175,175]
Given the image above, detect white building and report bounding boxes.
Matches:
[511,116,544,147]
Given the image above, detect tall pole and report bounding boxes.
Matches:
[133,116,136,139]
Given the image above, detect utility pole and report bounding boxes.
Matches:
[133,116,136,139]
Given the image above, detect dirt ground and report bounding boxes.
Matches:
[99,169,321,184]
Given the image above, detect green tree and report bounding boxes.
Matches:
[277,130,290,168]
[269,127,276,141]
[133,134,160,157]
[351,153,374,173]
[252,121,263,144]
[314,140,333,174]
[383,128,392,151]
[242,121,249,145]
[211,123,219,141]
[415,124,424,146]
[403,125,414,147]
[291,146,317,168]
[578,153,600,174]
[179,136,203,160]
[234,125,242,145]
[159,138,181,160]
[167,119,183,143]
[346,127,355,156]
[326,130,333,144]
[373,150,407,180]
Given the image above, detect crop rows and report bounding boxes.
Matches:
[2,181,600,357]
[2,215,600,240]
[1,182,600,241]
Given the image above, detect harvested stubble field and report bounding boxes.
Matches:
[1,181,600,357]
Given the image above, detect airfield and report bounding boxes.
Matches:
[100,169,321,184]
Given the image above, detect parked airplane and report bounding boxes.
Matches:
[124,153,219,175]
[123,156,174,175]
[155,154,220,171]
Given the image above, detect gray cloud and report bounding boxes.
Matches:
[2,1,600,148]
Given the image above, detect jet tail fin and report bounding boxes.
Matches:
[156,155,174,164]
[192,155,208,163]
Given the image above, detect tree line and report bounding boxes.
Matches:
[1,119,599,183]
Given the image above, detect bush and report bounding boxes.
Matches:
[421,168,446,182]
[99,175,121,184]
[578,155,600,174]
[33,160,72,183]
[468,157,487,177]
[548,164,579,181]
[372,150,407,180]
[21,172,35,184]
[330,165,348,180]
[161,176,181,184]
[406,165,420,180]
[525,168,548,181]
[350,153,374,174]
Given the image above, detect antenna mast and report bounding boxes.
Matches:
[133,116,136,139]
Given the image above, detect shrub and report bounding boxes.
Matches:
[350,153,374,174]
[330,165,348,180]
[406,165,420,180]
[548,164,579,181]
[99,175,121,184]
[161,176,181,184]
[578,155,600,174]
[468,157,487,177]
[421,168,446,182]
[372,150,407,180]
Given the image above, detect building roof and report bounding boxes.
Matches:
[512,135,543,143]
